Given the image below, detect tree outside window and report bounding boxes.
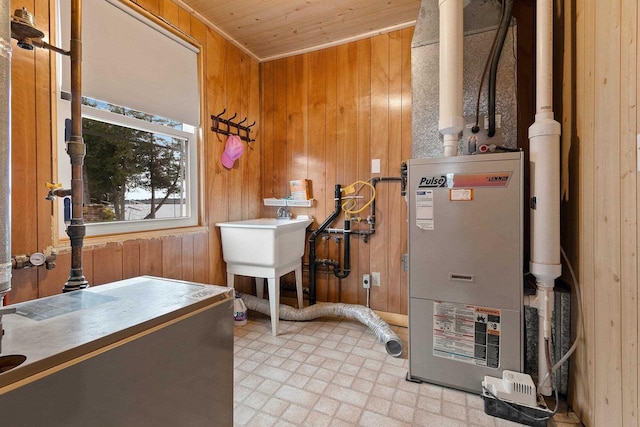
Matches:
[82,104,187,223]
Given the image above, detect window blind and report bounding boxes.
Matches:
[59,0,200,125]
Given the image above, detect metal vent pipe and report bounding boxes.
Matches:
[0,1,12,303]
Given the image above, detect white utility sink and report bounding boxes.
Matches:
[216,218,312,269]
[216,217,312,336]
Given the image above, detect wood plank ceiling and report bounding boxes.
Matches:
[175,0,421,61]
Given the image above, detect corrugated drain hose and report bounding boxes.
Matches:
[240,293,403,358]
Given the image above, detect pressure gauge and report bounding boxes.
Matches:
[29,252,46,267]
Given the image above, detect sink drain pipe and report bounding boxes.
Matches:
[240,293,403,358]
[308,184,343,305]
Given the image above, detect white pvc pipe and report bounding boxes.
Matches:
[528,0,562,396]
[535,287,554,392]
[536,0,554,114]
[438,0,465,157]
[529,125,561,282]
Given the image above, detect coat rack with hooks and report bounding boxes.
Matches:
[211,109,256,143]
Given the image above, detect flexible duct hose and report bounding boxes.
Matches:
[240,293,403,358]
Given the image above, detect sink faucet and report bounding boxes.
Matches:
[276,207,291,219]
[0,307,16,354]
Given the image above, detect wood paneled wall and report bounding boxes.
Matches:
[259,28,413,314]
[566,0,639,425]
[12,1,639,423]
[8,0,260,303]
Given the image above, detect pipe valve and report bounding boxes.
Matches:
[45,182,70,200]
[45,182,62,190]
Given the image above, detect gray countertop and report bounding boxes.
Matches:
[0,276,232,390]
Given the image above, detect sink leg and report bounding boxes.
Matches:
[255,278,265,299]
[295,266,304,309]
[268,277,279,336]
[227,272,235,289]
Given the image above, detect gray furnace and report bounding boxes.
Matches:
[407,152,524,393]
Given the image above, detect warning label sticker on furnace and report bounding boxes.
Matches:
[433,302,501,368]
[415,189,434,230]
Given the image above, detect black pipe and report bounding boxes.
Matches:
[373,177,402,183]
[487,0,514,137]
[400,163,407,196]
[309,178,402,303]
[368,177,403,237]
[333,220,351,279]
[308,184,342,305]
[316,259,339,268]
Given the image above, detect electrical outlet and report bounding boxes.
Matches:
[371,272,381,287]
[362,274,371,289]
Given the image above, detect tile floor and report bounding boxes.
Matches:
[233,310,526,427]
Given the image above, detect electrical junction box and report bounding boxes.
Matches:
[406,152,523,393]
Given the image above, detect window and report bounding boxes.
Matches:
[55,0,201,237]
[81,99,197,230]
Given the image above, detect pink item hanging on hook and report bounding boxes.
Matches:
[221,134,244,169]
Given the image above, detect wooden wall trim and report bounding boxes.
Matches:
[572,0,595,423]
[620,0,639,425]
[593,0,623,423]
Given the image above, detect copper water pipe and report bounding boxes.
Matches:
[63,0,89,292]
[11,4,87,291]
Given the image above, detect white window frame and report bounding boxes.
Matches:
[55,101,199,237]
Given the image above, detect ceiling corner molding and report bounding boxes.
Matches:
[259,20,417,63]
[172,1,417,63]
[173,0,261,62]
